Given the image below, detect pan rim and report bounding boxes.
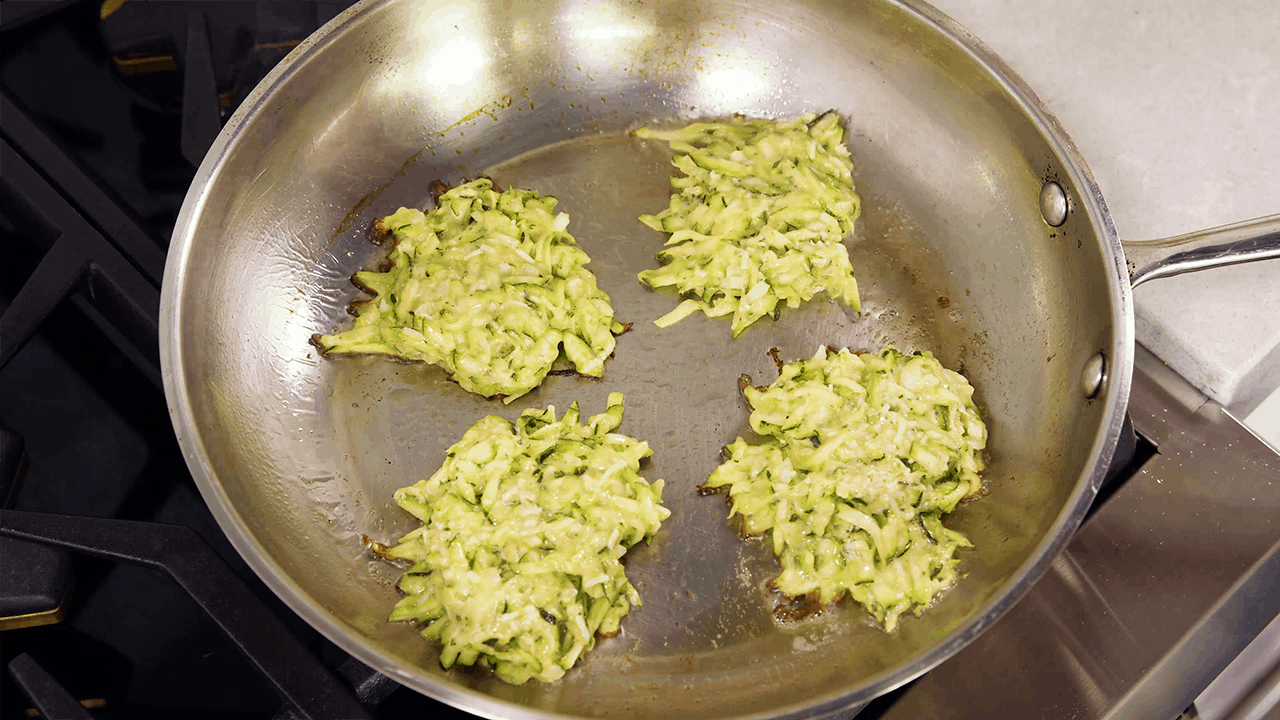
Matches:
[158,0,1134,717]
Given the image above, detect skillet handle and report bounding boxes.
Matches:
[1124,213,1280,287]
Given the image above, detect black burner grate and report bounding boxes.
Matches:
[0,3,434,717]
[0,85,378,720]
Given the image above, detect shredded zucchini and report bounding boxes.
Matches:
[314,179,624,402]
[703,347,987,631]
[634,112,862,336]
[385,393,669,684]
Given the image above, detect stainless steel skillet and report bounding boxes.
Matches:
[158,0,1280,717]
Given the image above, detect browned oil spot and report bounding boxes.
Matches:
[371,216,392,242]
[429,179,451,203]
[308,334,330,354]
[546,368,584,377]
[936,296,951,308]
[770,588,825,623]
[362,534,393,560]
[766,347,785,373]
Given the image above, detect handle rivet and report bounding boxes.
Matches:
[1082,352,1106,398]
[1040,181,1068,227]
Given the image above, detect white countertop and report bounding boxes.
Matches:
[930,0,1280,444]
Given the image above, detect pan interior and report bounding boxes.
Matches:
[164,0,1119,717]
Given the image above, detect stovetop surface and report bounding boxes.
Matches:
[2,3,1277,719]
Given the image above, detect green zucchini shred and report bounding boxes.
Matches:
[634,112,862,337]
[385,392,669,684]
[704,347,987,631]
[314,178,621,402]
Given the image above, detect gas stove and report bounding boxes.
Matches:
[2,2,1277,719]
